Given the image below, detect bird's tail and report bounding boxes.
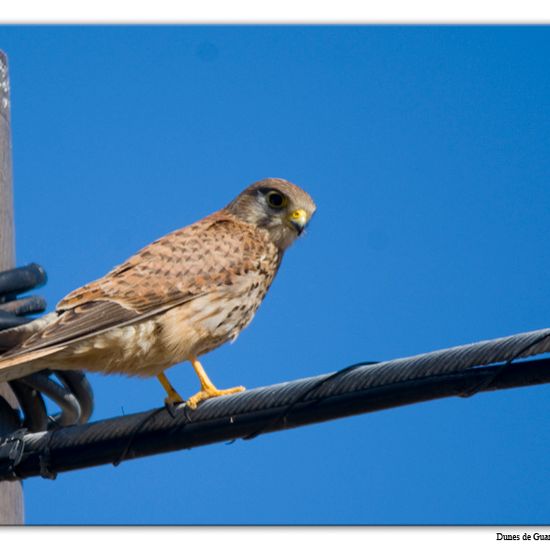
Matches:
[0,313,56,353]
[0,313,63,382]
[0,324,34,352]
[0,348,65,382]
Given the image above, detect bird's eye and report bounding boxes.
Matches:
[265,190,287,209]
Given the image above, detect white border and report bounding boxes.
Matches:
[0,1,549,23]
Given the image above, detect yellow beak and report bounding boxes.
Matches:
[288,208,308,235]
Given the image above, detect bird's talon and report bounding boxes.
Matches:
[184,398,199,410]
[185,385,246,409]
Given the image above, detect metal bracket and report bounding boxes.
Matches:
[0,428,26,479]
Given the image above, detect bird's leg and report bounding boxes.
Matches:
[186,355,245,409]
[157,371,184,405]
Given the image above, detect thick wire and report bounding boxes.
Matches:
[12,326,550,479]
[53,371,94,424]
[0,264,95,431]
[19,373,82,427]
[242,361,380,440]
[7,380,48,432]
[243,330,550,440]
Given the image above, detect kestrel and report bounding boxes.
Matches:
[0,178,316,409]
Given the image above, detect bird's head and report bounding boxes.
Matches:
[225,178,316,251]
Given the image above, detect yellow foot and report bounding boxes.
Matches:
[157,372,184,405]
[186,385,245,410]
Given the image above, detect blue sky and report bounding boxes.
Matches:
[0,25,550,524]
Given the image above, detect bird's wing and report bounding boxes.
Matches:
[1,214,272,361]
[3,299,191,358]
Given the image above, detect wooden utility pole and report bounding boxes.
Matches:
[0,51,24,525]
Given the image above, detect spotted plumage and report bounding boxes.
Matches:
[0,178,316,408]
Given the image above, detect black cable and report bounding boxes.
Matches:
[458,331,550,398]
[53,371,94,424]
[0,296,47,318]
[243,361,380,440]
[0,263,47,298]
[7,380,48,432]
[0,264,95,431]
[20,373,82,427]
[245,331,550,440]
[112,407,170,467]
[0,264,49,431]
[4,327,550,481]
[0,311,30,331]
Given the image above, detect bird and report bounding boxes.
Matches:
[0,178,316,409]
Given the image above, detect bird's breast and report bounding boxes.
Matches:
[159,269,275,361]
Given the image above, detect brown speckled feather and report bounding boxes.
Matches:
[0,178,315,388]
[6,213,279,358]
